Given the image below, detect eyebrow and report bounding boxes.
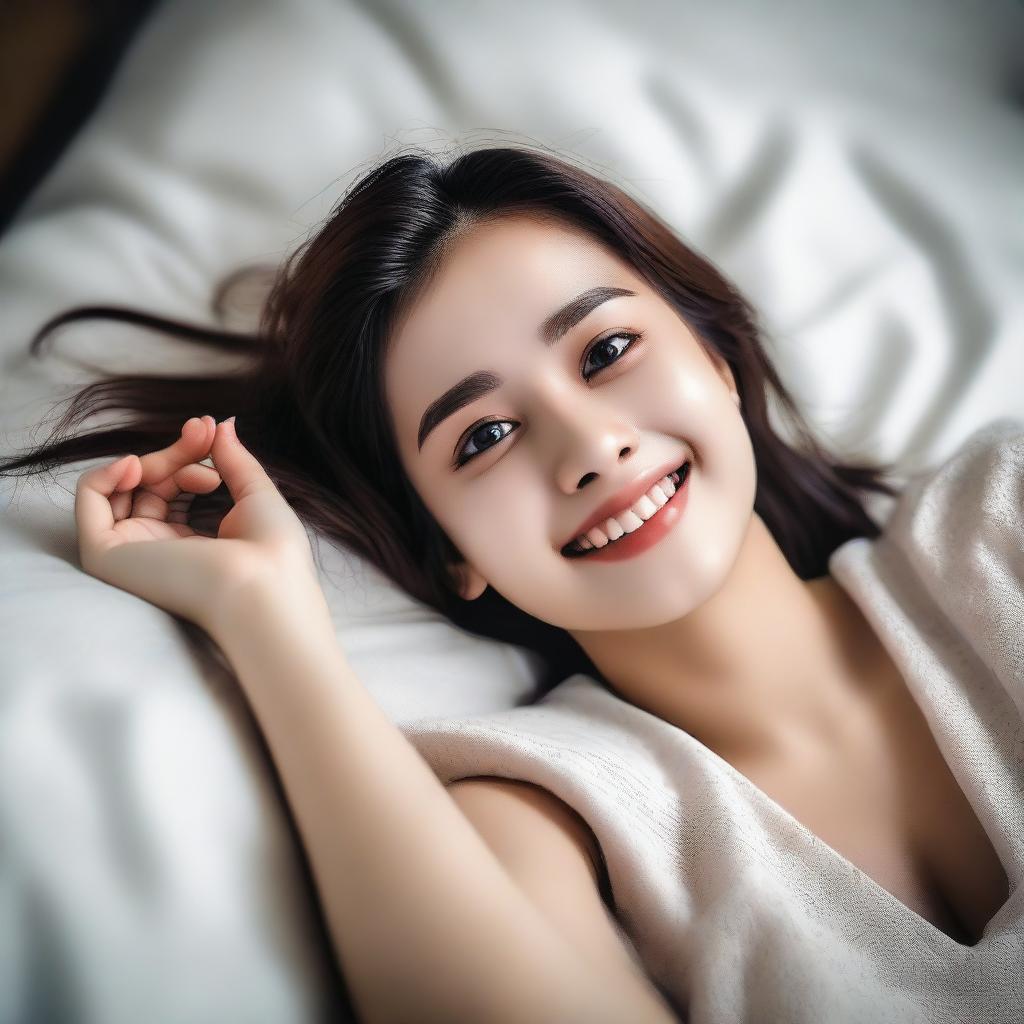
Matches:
[416,285,637,452]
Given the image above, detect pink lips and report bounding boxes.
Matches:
[561,456,688,553]
[565,461,691,562]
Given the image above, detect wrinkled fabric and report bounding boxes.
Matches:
[406,419,1024,1023]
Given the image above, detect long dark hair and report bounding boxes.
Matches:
[0,144,896,686]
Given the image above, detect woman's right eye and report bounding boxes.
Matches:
[453,419,515,469]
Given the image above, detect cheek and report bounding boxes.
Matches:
[453,466,550,566]
[690,393,757,513]
[628,352,731,450]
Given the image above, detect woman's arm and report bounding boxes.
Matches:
[210,579,677,1024]
[69,419,675,1020]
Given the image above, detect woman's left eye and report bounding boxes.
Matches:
[581,330,642,380]
[452,330,644,469]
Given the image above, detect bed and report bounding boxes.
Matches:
[1,1,1022,1021]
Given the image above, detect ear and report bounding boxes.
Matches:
[448,561,488,601]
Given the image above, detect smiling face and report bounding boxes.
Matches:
[385,213,758,632]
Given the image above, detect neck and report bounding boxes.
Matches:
[568,514,885,766]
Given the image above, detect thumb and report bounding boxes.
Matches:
[209,417,276,502]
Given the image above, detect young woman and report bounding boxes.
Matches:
[2,146,1020,1023]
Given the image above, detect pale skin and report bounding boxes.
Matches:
[74,413,324,631]
[72,213,1008,1018]
[387,212,888,768]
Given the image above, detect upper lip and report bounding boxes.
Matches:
[560,455,687,551]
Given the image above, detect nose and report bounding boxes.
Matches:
[539,385,640,494]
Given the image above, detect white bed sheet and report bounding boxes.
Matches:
[1,1,1022,1021]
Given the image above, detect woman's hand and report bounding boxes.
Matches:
[74,415,321,636]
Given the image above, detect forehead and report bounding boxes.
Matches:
[385,215,638,438]
[396,214,627,341]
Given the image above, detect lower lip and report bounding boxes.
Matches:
[570,465,691,563]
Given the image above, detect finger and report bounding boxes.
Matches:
[130,461,224,522]
[174,462,222,493]
[208,417,276,503]
[146,416,215,500]
[167,503,192,525]
[110,489,133,521]
[139,417,216,502]
[172,462,223,494]
[129,489,167,521]
[75,454,143,554]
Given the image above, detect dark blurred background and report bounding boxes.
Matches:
[0,0,161,237]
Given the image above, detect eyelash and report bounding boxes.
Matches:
[452,330,645,469]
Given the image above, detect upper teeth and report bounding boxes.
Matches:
[573,469,681,551]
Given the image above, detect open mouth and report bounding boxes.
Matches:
[561,461,691,558]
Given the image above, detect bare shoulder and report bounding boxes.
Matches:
[446,775,605,888]
[445,776,679,1015]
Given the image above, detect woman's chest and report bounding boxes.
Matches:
[738,678,1010,946]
